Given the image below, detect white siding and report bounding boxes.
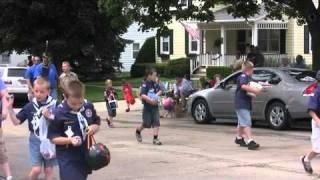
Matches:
[119,23,156,72]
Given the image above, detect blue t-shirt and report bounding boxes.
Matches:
[16,98,57,135]
[25,64,39,84]
[308,85,320,117]
[47,101,101,161]
[34,63,58,89]
[140,80,160,109]
[235,73,252,110]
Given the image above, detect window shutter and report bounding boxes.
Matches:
[304,25,310,54]
[188,0,192,6]
[169,30,174,54]
[156,29,161,56]
[185,30,189,56]
[280,30,286,54]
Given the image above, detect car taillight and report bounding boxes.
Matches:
[4,80,12,85]
[303,83,317,96]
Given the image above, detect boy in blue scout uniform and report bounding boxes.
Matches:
[234,61,262,150]
[301,70,320,174]
[7,77,57,180]
[48,80,100,180]
[136,68,163,145]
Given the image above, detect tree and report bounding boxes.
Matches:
[128,0,320,70]
[0,0,130,76]
[135,36,155,64]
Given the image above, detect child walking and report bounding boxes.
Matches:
[48,80,100,180]
[7,77,57,180]
[234,61,262,150]
[135,68,163,145]
[122,80,135,112]
[301,70,320,174]
[104,79,118,128]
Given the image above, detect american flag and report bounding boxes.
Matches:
[180,21,200,40]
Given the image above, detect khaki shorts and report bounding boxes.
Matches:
[0,129,8,164]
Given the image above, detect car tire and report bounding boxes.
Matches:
[192,99,212,124]
[266,102,290,130]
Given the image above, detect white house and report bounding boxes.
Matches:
[120,23,156,72]
[0,52,28,66]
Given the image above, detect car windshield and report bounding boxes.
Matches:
[8,68,26,77]
[283,69,316,82]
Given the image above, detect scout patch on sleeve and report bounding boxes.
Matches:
[85,108,93,118]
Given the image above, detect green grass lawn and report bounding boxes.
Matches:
[86,77,175,88]
[85,76,175,102]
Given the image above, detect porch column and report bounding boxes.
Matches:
[220,25,226,56]
[202,30,206,54]
[252,23,258,46]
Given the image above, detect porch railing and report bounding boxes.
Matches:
[190,53,291,74]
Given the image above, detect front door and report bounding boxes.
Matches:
[237,30,247,54]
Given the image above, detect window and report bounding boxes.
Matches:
[160,36,170,55]
[132,43,140,59]
[189,35,200,54]
[252,70,281,84]
[178,0,188,6]
[8,68,26,77]
[258,30,280,53]
[224,73,241,87]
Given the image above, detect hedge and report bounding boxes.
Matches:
[130,58,190,78]
[206,66,233,79]
[135,37,156,64]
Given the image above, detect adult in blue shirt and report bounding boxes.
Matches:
[34,55,59,99]
[25,56,41,101]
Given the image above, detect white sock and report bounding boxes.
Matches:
[304,156,310,162]
[236,136,242,140]
[247,139,253,144]
[6,176,12,180]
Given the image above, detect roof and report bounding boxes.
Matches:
[212,6,267,23]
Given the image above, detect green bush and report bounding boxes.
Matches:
[135,37,156,64]
[206,66,232,79]
[130,63,153,78]
[130,58,190,78]
[164,58,190,77]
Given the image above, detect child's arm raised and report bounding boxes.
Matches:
[7,97,22,125]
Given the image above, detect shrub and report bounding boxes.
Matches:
[130,63,153,78]
[206,66,232,79]
[164,58,190,77]
[135,37,156,64]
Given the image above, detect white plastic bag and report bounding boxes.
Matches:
[40,138,56,159]
[38,112,56,160]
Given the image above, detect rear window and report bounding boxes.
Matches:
[283,69,316,82]
[8,68,26,77]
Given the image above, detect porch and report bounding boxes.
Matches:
[188,7,290,74]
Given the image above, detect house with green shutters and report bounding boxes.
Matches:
[155,1,317,77]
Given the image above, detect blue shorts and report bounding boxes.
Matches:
[235,109,252,127]
[58,158,88,180]
[29,133,57,167]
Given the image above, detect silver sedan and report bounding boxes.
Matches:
[187,68,316,130]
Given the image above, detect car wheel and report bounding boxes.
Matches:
[266,102,290,130]
[192,99,212,124]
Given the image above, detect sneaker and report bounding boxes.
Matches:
[153,138,162,145]
[108,123,115,128]
[136,131,142,143]
[301,156,313,174]
[126,108,130,112]
[247,140,260,150]
[235,138,247,147]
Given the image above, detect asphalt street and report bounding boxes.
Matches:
[1,101,318,180]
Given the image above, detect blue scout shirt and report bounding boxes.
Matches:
[25,64,38,84]
[308,85,320,117]
[16,97,57,135]
[235,73,252,110]
[140,80,160,109]
[47,101,101,161]
[34,63,58,89]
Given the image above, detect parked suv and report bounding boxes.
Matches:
[0,66,28,99]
